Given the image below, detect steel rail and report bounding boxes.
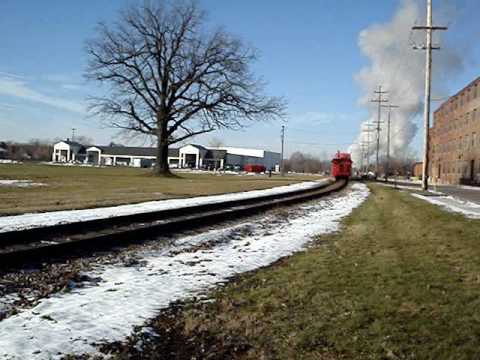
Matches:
[0,179,347,267]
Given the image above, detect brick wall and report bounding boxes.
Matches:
[429,77,480,184]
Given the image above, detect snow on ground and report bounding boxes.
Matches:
[172,168,277,176]
[0,183,369,360]
[376,182,443,195]
[377,182,480,218]
[412,193,480,219]
[0,160,22,165]
[395,178,422,184]
[459,185,480,191]
[41,162,105,168]
[0,179,331,233]
[376,182,420,191]
[0,180,46,188]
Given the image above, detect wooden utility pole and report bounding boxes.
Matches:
[360,147,364,174]
[362,122,375,175]
[280,125,285,176]
[381,104,399,182]
[360,142,369,174]
[371,86,388,178]
[413,0,447,190]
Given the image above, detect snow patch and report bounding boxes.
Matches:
[0,160,22,165]
[41,162,104,168]
[0,180,46,188]
[0,183,369,360]
[458,185,480,192]
[411,193,480,219]
[0,179,331,233]
[376,182,443,195]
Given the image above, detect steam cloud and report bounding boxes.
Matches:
[349,0,462,169]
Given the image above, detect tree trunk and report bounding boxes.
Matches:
[155,116,171,176]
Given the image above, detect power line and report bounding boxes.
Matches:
[286,127,360,135]
[288,141,357,146]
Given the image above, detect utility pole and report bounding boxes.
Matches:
[412,0,447,190]
[280,125,285,176]
[371,86,388,178]
[359,145,364,174]
[381,104,399,182]
[362,122,375,175]
[360,142,369,174]
[71,128,76,142]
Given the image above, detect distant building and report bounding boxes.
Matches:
[52,141,280,171]
[84,145,178,168]
[429,76,480,184]
[413,162,423,178]
[0,142,8,159]
[52,140,86,163]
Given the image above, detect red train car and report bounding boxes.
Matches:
[244,164,266,173]
[331,151,352,179]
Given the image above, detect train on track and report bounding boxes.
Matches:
[331,151,352,179]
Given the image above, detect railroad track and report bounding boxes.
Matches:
[0,178,347,267]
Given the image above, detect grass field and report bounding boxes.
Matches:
[0,163,320,216]
[126,184,480,359]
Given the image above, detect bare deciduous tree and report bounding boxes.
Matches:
[86,1,285,175]
[73,135,94,146]
[284,151,330,174]
[208,137,224,148]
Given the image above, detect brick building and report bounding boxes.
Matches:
[413,162,423,178]
[429,76,480,184]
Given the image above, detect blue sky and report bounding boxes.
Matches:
[0,0,478,158]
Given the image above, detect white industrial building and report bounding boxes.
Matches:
[52,141,280,170]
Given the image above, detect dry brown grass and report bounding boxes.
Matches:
[0,163,321,215]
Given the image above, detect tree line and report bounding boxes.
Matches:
[0,136,94,161]
[284,151,419,176]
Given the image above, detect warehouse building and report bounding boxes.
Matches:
[85,145,179,168]
[429,76,480,184]
[52,141,280,171]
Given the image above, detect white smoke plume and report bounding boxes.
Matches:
[349,0,462,169]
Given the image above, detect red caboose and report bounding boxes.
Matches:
[244,164,266,173]
[331,151,352,179]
